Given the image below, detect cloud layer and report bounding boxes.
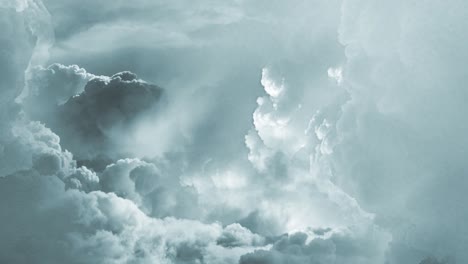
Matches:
[1,0,467,263]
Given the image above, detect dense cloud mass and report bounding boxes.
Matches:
[24,66,164,159]
[1,0,467,263]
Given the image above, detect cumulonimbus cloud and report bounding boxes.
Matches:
[1,0,467,263]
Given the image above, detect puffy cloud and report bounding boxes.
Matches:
[65,166,100,192]
[216,223,265,248]
[0,2,263,263]
[4,0,468,263]
[231,0,468,263]
[0,120,74,177]
[0,169,264,263]
[24,63,96,107]
[244,67,373,231]
[322,0,468,262]
[99,158,199,219]
[240,227,390,264]
[0,0,59,178]
[42,0,345,168]
[0,116,262,263]
[24,68,165,159]
[0,0,52,139]
[247,67,310,170]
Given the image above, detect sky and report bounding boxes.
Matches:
[0,0,467,263]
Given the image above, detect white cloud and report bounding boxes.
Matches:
[24,63,96,105]
[327,66,343,85]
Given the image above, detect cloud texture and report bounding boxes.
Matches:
[1,0,467,263]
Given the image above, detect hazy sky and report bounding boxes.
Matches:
[0,0,467,263]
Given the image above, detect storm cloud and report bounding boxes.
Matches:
[1,0,467,263]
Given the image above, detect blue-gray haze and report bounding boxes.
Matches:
[0,0,466,263]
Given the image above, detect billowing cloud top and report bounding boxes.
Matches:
[0,0,467,263]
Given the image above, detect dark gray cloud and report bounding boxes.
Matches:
[25,67,164,159]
